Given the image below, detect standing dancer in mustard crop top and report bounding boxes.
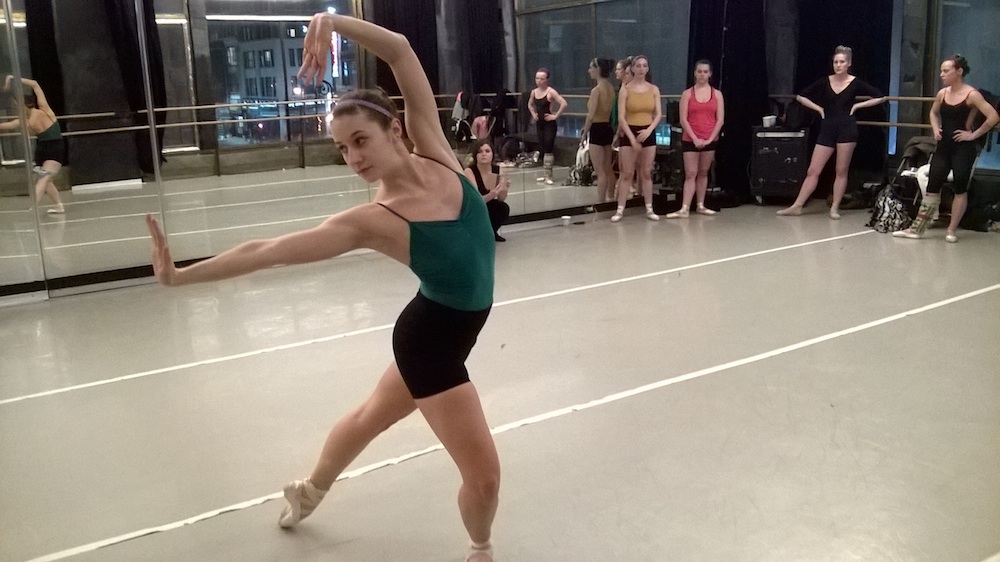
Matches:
[147,13,500,562]
[613,55,661,222]
[581,58,617,202]
[1,75,67,214]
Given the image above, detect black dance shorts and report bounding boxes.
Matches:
[392,291,491,399]
[681,140,718,152]
[627,125,657,148]
[815,117,858,147]
[589,122,614,146]
[34,139,67,166]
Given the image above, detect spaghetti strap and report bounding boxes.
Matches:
[413,151,462,171]
[376,202,410,223]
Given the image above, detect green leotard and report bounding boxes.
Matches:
[379,172,495,311]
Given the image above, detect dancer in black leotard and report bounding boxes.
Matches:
[894,55,999,242]
[147,13,501,562]
[528,68,567,185]
[777,46,885,219]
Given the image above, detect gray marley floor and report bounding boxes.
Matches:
[1,204,999,562]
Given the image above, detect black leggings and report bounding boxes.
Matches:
[392,292,491,399]
[486,199,510,235]
[536,119,558,154]
[927,140,978,195]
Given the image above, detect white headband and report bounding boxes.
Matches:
[335,98,395,119]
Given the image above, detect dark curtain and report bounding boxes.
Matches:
[24,1,65,116]
[466,2,504,96]
[689,0,770,202]
[102,0,167,173]
[795,0,892,174]
[371,0,439,96]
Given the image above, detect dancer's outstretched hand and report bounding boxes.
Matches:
[298,13,335,84]
[146,214,178,286]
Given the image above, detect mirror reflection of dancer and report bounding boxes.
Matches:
[667,60,725,218]
[0,75,66,214]
[776,46,885,219]
[894,55,999,243]
[528,68,567,185]
[611,57,635,200]
[147,13,500,562]
[613,55,661,222]
[580,58,617,203]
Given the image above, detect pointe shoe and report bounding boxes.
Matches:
[696,205,716,216]
[278,478,327,528]
[892,229,923,239]
[47,207,65,214]
[776,206,803,216]
[544,178,554,185]
[666,209,689,219]
[829,210,841,220]
[945,233,958,243]
[610,212,623,223]
[536,176,546,183]
[645,210,660,221]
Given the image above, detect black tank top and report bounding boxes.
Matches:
[940,93,974,138]
[532,94,551,118]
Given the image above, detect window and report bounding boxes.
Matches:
[259,49,274,68]
[261,77,277,98]
[243,51,255,69]
[245,78,258,97]
[227,46,237,67]
[288,48,296,67]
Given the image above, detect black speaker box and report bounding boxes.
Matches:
[751,127,807,198]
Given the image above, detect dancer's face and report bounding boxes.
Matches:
[615,63,626,82]
[694,63,712,85]
[534,72,549,88]
[939,60,963,86]
[832,54,851,75]
[331,112,402,182]
[588,62,600,81]
[476,143,494,165]
[632,57,649,80]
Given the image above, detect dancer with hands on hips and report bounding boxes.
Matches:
[149,12,500,562]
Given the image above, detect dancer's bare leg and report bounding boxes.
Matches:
[946,192,968,242]
[777,145,835,215]
[36,160,65,213]
[638,145,659,220]
[694,150,716,215]
[829,142,856,219]
[309,363,417,489]
[417,382,500,561]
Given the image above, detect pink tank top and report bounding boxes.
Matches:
[682,87,718,142]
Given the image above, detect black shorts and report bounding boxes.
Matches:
[681,140,718,152]
[815,117,858,147]
[392,291,491,399]
[627,125,656,148]
[589,122,614,146]
[34,138,67,166]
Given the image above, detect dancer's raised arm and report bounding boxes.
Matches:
[299,14,456,171]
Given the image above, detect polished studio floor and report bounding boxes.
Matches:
[1,204,999,562]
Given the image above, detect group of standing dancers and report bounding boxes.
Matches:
[139,12,999,562]
[545,54,726,222]
[537,46,997,240]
